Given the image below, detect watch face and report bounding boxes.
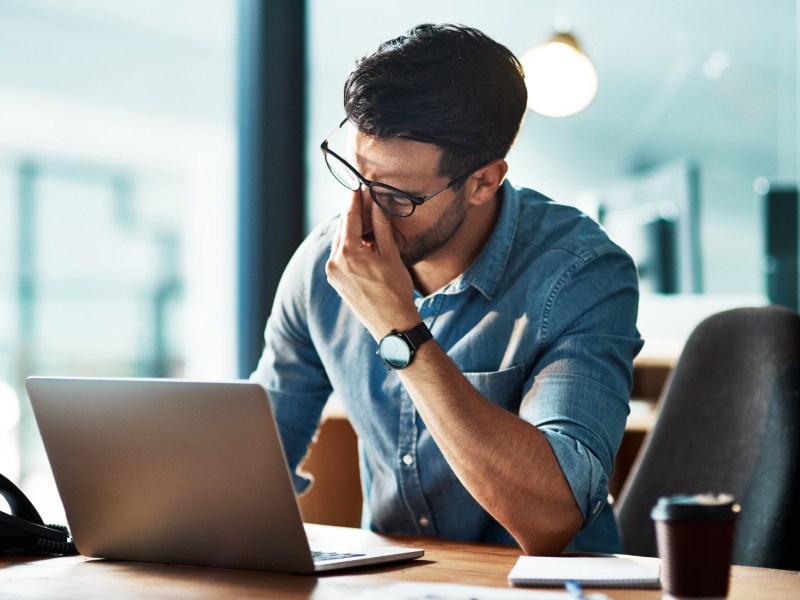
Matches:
[379,334,412,369]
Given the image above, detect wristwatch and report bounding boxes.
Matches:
[376,322,433,370]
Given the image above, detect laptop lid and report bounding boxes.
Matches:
[25,376,422,573]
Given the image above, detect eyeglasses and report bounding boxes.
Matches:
[320,119,482,217]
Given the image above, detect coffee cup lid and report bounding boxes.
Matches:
[651,493,741,522]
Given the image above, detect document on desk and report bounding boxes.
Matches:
[366,582,571,599]
[508,555,661,588]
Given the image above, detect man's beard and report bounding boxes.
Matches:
[396,187,469,267]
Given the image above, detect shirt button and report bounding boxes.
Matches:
[402,453,414,466]
[418,516,430,527]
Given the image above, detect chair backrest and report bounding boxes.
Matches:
[615,306,800,570]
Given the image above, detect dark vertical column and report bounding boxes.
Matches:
[237,0,306,378]
[760,183,799,310]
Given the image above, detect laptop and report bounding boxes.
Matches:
[25,376,423,573]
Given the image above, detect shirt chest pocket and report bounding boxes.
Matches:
[461,364,526,414]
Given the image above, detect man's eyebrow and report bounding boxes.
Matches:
[385,179,426,197]
[354,153,426,194]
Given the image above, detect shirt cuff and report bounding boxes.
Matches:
[540,429,610,528]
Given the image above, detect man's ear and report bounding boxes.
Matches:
[468,159,508,206]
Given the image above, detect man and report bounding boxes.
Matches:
[252,23,642,554]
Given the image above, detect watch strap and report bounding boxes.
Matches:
[402,321,433,350]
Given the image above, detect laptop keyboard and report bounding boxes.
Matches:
[311,550,367,562]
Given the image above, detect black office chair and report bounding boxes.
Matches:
[615,306,800,570]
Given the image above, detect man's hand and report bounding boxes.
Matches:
[326,190,419,340]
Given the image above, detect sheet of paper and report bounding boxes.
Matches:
[357,581,570,599]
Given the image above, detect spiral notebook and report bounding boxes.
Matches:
[508,555,661,589]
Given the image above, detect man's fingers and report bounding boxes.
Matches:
[330,204,345,256]
[370,200,399,257]
[330,189,364,259]
[341,189,364,245]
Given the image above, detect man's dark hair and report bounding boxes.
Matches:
[343,23,527,180]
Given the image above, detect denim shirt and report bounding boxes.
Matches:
[251,180,643,552]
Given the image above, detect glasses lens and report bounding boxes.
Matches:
[324,151,361,191]
[370,185,415,217]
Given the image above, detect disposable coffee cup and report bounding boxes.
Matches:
[651,493,740,599]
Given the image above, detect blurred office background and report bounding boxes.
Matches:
[0,0,797,520]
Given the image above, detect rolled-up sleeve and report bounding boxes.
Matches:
[520,246,643,527]
[250,230,334,494]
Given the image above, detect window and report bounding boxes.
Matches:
[307,1,797,294]
[0,0,237,520]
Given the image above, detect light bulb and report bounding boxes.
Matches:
[522,32,598,118]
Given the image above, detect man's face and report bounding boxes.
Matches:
[350,130,470,267]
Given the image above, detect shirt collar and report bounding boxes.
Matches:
[445,179,519,300]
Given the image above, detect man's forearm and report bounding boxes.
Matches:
[397,340,584,555]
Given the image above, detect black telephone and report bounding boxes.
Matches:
[0,472,77,555]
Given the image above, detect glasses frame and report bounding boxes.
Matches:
[320,119,483,217]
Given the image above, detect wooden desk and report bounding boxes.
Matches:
[1,525,797,599]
